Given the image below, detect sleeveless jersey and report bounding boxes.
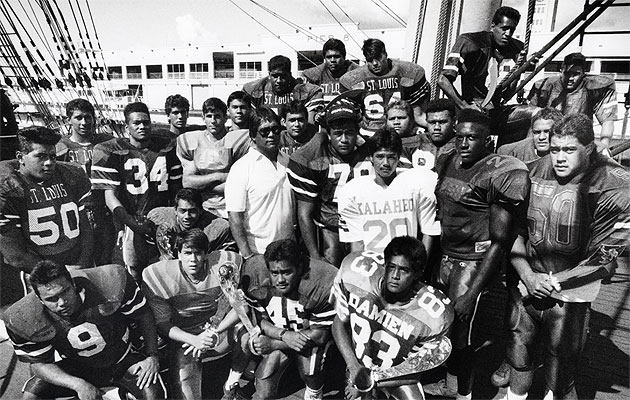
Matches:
[301,61,359,104]
[339,60,431,133]
[0,160,91,262]
[91,138,182,218]
[287,133,373,228]
[4,264,148,367]
[142,250,243,332]
[435,152,529,260]
[331,251,454,369]
[338,169,440,252]
[247,258,337,331]
[243,76,325,116]
[56,133,114,177]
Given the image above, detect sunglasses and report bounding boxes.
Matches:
[258,126,283,137]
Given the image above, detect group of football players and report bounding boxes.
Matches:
[1,4,629,400]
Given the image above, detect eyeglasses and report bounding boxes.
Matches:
[258,126,282,137]
[549,146,579,154]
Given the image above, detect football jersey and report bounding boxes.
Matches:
[176,129,250,216]
[338,169,440,252]
[400,131,438,170]
[339,60,431,133]
[142,250,243,332]
[278,126,318,157]
[247,258,337,331]
[497,137,540,163]
[4,264,148,367]
[91,138,182,218]
[524,153,630,302]
[331,251,454,369]
[301,61,359,104]
[56,133,114,177]
[527,75,618,124]
[435,151,529,260]
[287,133,373,228]
[243,76,325,117]
[0,160,91,263]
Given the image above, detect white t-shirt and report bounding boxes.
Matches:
[338,168,441,252]
[225,149,295,253]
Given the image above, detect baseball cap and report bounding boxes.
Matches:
[325,98,361,125]
[562,52,586,69]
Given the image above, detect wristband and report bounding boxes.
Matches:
[243,253,257,260]
[279,329,288,340]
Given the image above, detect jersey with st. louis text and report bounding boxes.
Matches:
[243,76,325,117]
[435,151,529,260]
[301,61,359,104]
[331,251,454,369]
[287,133,373,228]
[91,138,182,218]
[0,160,91,263]
[339,60,430,134]
[247,258,337,332]
[338,168,440,252]
[56,133,114,177]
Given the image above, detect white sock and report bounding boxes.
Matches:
[224,370,242,390]
[446,372,458,390]
[507,387,528,400]
[304,385,323,400]
[543,388,554,400]
[456,393,472,400]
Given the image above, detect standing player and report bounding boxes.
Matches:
[227,91,253,131]
[142,229,244,400]
[162,94,205,138]
[243,55,324,123]
[278,100,318,157]
[0,127,93,273]
[505,114,630,400]
[424,109,529,399]
[527,52,618,149]
[92,102,182,279]
[339,38,431,137]
[338,129,440,257]
[177,97,250,218]
[301,38,359,105]
[331,236,454,400]
[2,260,163,399]
[426,98,458,159]
[386,100,436,169]
[287,99,372,266]
[498,107,563,163]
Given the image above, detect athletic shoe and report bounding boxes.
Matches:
[423,379,457,397]
[490,361,511,388]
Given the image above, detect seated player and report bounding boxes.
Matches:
[340,38,431,137]
[214,239,337,400]
[0,127,93,274]
[338,128,440,257]
[278,100,318,156]
[498,107,563,163]
[331,236,454,400]
[505,114,630,400]
[2,260,163,399]
[287,98,373,266]
[142,229,245,400]
[386,100,436,169]
[147,188,234,260]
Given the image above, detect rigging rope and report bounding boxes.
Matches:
[370,0,406,27]
[330,0,369,39]
[430,0,452,99]
[410,0,428,63]
[317,0,362,49]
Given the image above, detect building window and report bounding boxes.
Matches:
[129,84,143,98]
[601,60,630,76]
[108,66,123,80]
[297,51,323,72]
[213,52,234,79]
[146,65,163,79]
[167,64,185,79]
[239,61,262,79]
[126,65,142,79]
[190,63,209,79]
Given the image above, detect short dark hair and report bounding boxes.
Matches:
[30,260,73,297]
[66,98,95,119]
[384,236,427,275]
[249,107,280,138]
[456,108,491,136]
[426,98,457,119]
[123,102,150,123]
[227,91,252,107]
[368,128,403,156]
[493,6,520,24]
[323,38,346,58]
[362,38,387,61]
[175,188,203,210]
[268,55,291,73]
[387,99,413,119]
[264,239,309,276]
[175,228,209,253]
[165,94,190,115]
[551,113,594,146]
[202,97,227,116]
[279,100,308,120]
[531,107,563,127]
[18,126,61,153]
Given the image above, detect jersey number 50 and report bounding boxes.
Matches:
[29,203,80,245]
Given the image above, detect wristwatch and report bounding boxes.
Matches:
[279,329,288,340]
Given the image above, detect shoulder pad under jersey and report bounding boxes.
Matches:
[3,293,55,342]
[71,264,128,316]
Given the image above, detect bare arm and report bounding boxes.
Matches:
[182,161,228,193]
[421,235,439,266]
[510,234,555,299]
[296,199,323,260]
[31,363,101,400]
[599,120,614,149]
[228,210,254,257]
[332,316,371,390]
[127,309,160,390]
[77,207,94,268]
[349,241,364,253]
[0,233,43,272]
[412,104,427,130]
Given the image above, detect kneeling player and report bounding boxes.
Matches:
[3,260,163,399]
[331,236,454,400]
[142,229,245,400]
